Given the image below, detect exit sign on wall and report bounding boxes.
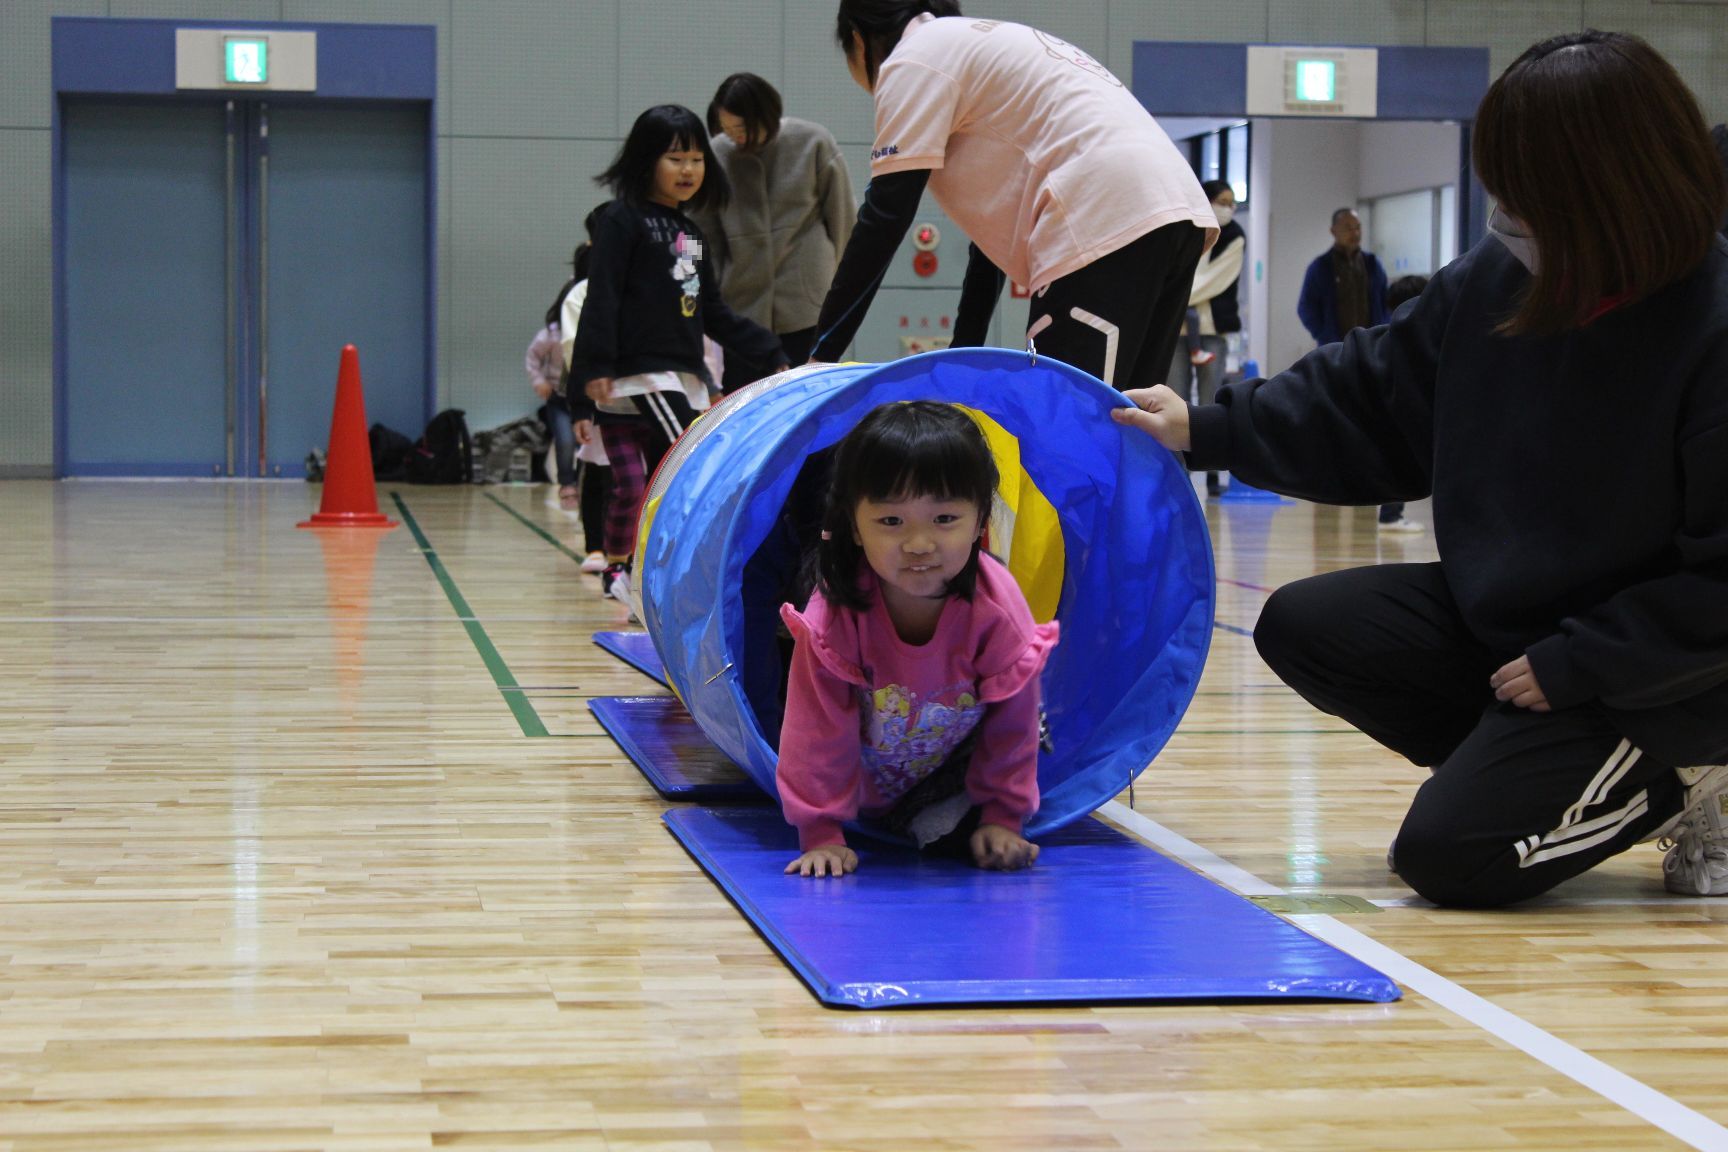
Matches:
[224,38,268,84]
[175,28,317,92]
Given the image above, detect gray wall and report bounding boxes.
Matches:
[5,0,1728,473]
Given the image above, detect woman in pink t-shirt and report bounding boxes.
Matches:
[776,401,1059,878]
[810,1,1217,393]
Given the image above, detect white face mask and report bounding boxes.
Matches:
[1213,203,1235,228]
[1488,206,1538,274]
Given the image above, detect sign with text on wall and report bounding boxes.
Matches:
[175,28,317,92]
[1245,46,1377,117]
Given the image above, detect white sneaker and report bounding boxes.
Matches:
[1656,765,1728,896]
[1378,517,1425,534]
[580,551,606,574]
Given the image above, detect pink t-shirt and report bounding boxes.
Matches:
[870,15,1217,291]
[775,553,1059,851]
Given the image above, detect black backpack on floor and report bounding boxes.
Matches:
[369,423,415,481]
[406,409,473,485]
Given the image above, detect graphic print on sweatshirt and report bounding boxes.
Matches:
[640,212,704,318]
[858,680,986,802]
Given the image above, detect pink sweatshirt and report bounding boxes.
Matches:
[776,553,1059,851]
[526,323,563,394]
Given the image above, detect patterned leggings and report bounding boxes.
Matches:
[596,390,697,561]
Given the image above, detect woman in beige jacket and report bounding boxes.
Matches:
[700,73,855,392]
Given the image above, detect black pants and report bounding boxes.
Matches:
[1253,563,1685,907]
[1027,221,1207,391]
[721,327,813,394]
[573,459,610,556]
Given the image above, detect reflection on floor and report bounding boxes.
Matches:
[0,479,1722,1152]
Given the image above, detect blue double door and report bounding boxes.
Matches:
[62,98,431,477]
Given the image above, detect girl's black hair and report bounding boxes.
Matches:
[546,242,592,326]
[813,401,998,611]
[1200,178,1234,204]
[596,104,730,213]
[834,0,962,87]
[707,73,783,150]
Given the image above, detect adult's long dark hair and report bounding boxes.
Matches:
[1474,30,1726,335]
[834,0,962,87]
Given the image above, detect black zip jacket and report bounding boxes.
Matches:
[571,199,784,393]
[1188,235,1728,765]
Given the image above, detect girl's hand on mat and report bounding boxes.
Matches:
[971,824,1039,871]
[787,844,858,878]
[1112,385,1191,452]
[1491,655,1550,712]
[585,376,614,403]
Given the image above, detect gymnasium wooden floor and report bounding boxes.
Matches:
[3,478,1726,1152]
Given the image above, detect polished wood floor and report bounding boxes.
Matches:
[2,478,1725,1151]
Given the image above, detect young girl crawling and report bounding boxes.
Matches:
[776,401,1058,877]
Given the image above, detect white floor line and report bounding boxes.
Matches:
[1097,801,1728,1152]
[1372,894,1696,909]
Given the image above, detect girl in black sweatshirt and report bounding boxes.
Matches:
[571,104,786,598]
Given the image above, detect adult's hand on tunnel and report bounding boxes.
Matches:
[1111,385,1191,453]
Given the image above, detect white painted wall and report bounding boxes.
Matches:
[1251,119,1363,376]
[1359,120,1462,200]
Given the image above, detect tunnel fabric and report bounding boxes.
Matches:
[632,348,1214,839]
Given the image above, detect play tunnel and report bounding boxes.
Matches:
[630,347,1214,838]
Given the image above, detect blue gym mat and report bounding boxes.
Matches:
[664,806,1401,1009]
[589,696,764,801]
[593,631,668,686]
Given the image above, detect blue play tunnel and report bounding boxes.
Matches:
[631,348,1214,838]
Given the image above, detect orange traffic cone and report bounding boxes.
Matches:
[299,345,397,529]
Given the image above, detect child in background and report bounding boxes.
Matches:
[776,401,1058,877]
[570,105,788,602]
[557,233,613,574]
[528,269,579,508]
[1387,274,1430,313]
[1181,308,1215,366]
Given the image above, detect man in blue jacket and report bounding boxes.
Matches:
[1297,207,1417,532]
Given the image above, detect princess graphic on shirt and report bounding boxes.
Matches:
[671,232,701,317]
[774,401,1058,878]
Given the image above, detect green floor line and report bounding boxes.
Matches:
[392,492,550,738]
[482,491,586,564]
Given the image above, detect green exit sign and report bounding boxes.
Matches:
[1294,59,1337,102]
[225,38,268,84]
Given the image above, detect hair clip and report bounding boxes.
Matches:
[820,530,833,540]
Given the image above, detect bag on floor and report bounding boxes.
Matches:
[369,423,414,481]
[406,409,473,485]
[473,415,551,484]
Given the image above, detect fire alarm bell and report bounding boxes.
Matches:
[913,250,939,277]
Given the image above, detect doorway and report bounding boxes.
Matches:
[61,97,430,477]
